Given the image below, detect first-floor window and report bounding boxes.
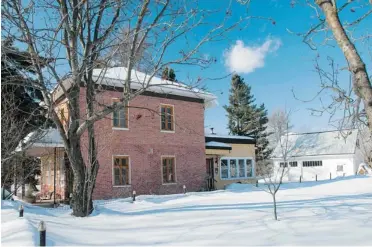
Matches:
[280,162,288,168]
[221,159,228,178]
[220,158,254,179]
[303,161,323,167]
[162,157,175,183]
[113,156,130,186]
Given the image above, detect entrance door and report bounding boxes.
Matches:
[206,158,215,191]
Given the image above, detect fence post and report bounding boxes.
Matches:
[330,172,331,180]
[38,221,46,246]
[343,173,345,177]
[316,174,317,182]
[19,204,24,217]
[183,185,187,194]
[255,180,258,187]
[299,176,302,183]
[132,190,136,202]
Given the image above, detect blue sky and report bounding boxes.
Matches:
[169,1,371,135]
[19,0,370,135]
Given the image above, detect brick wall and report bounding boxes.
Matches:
[79,87,207,199]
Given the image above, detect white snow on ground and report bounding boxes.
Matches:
[2,176,372,246]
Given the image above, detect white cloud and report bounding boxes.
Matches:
[223,38,282,74]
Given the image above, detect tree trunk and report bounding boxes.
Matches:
[14,164,17,197]
[316,0,372,132]
[273,193,278,220]
[69,138,93,217]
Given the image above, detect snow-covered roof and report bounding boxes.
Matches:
[205,134,254,140]
[53,67,218,108]
[17,128,64,151]
[206,141,232,150]
[272,129,359,158]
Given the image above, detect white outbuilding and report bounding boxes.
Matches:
[271,129,364,181]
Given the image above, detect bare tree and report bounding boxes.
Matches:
[2,0,261,216]
[289,1,372,134]
[260,109,293,221]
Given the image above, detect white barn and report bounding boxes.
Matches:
[271,129,364,181]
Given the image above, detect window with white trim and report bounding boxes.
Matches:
[220,158,254,179]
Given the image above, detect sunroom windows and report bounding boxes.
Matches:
[220,157,254,180]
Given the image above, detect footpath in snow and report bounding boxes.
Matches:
[2,175,372,246]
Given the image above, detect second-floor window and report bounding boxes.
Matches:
[161,104,174,131]
[112,99,128,128]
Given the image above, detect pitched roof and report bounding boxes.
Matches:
[53,67,218,108]
[17,128,64,151]
[272,129,359,158]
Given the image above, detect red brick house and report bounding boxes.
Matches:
[26,67,218,200]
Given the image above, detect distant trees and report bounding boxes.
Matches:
[224,74,272,174]
[1,39,49,196]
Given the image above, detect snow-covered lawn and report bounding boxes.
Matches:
[2,176,372,246]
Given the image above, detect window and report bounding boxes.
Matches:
[337,165,343,172]
[303,161,323,167]
[161,105,174,131]
[230,160,237,178]
[162,157,175,183]
[112,99,128,128]
[220,158,254,180]
[279,162,288,168]
[238,159,245,178]
[221,159,228,179]
[280,161,297,167]
[113,156,130,186]
[246,159,253,177]
[289,161,298,167]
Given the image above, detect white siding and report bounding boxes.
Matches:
[273,154,356,181]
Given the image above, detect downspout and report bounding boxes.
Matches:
[54,147,56,206]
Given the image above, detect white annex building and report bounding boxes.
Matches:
[271,129,364,181]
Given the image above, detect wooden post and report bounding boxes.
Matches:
[19,204,24,217]
[299,176,302,183]
[183,185,186,194]
[255,180,258,187]
[132,190,136,202]
[38,221,46,246]
[316,174,317,181]
[330,172,331,180]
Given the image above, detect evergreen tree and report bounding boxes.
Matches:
[224,74,272,173]
[162,67,177,82]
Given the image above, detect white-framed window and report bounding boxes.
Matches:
[220,157,254,180]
